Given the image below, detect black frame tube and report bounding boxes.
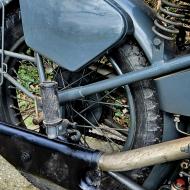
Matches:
[58,54,190,103]
[0,122,100,189]
[0,122,100,166]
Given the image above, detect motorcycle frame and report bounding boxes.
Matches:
[1,0,190,189]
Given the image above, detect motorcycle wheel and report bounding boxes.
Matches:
[0,9,165,190]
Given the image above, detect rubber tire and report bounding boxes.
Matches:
[113,41,163,184]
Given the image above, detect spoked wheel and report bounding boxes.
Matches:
[0,10,164,190]
[56,59,131,153]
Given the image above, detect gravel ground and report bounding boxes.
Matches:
[0,156,68,190]
[0,156,38,190]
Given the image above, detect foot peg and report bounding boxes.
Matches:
[40,81,80,140]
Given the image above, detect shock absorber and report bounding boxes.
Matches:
[153,0,190,41]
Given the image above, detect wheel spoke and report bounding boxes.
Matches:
[8,53,129,155]
[61,70,95,90]
[71,106,123,151]
[52,67,60,81]
[72,88,118,117]
[59,69,69,87]
[14,106,35,116]
[77,99,129,108]
[23,110,35,121]
[77,125,128,132]
[11,95,33,103]
[90,111,122,151]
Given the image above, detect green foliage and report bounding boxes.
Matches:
[18,61,40,94]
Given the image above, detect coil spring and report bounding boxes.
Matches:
[153,0,190,41]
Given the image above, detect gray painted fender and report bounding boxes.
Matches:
[115,0,190,116]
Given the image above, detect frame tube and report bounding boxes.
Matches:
[35,53,46,82]
[0,49,36,63]
[0,122,100,165]
[58,55,190,103]
[3,71,35,99]
[0,0,5,85]
[99,136,190,172]
[109,172,146,190]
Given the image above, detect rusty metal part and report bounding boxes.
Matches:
[33,112,43,125]
[85,128,125,145]
[98,137,190,172]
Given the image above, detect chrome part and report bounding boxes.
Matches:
[98,137,190,172]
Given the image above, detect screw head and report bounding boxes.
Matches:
[153,38,162,46]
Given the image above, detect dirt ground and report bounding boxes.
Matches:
[0,156,38,190]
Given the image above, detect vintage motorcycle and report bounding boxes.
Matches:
[0,0,190,189]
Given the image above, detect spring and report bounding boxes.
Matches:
[153,0,190,41]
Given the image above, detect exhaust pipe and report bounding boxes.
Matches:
[98,137,190,172]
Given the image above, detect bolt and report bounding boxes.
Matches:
[21,152,31,162]
[153,38,162,46]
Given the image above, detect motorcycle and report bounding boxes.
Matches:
[0,0,190,189]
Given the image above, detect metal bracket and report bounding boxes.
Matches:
[0,0,7,86]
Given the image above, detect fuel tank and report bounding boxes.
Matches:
[19,0,129,71]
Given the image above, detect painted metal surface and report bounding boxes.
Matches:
[113,0,190,116]
[19,0,128,71]
[114,0,158,63]
[58,54,190,103]
[0,122,100,190]
[156,70,190,116]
